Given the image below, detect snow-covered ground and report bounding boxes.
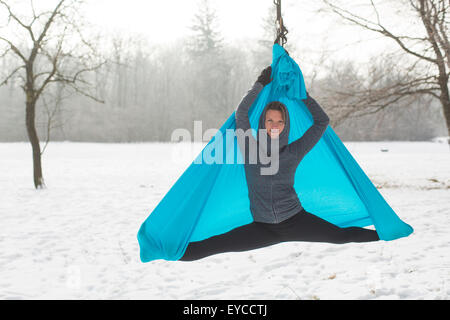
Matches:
[1,141,449,300]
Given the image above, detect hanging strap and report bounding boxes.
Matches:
[273,0,288,47]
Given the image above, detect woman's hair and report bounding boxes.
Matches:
[265,101,287,122]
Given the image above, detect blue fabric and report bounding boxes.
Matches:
[137,44,413,262]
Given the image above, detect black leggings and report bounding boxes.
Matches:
[179,208,379,261]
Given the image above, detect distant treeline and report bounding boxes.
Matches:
[0,35,446,143]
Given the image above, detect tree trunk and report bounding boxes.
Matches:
[25,96,45,189]
[440,93,450,149]
[437,73,450,150]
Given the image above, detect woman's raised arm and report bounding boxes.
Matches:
[287,93,330,157]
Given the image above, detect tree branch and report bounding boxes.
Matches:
[0,0,36,42]
[0,35,27,63]
[0,64,26,86]
[323,0,439,64]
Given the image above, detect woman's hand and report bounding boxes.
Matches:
[256,66,273,86]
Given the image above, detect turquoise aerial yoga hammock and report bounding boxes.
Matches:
[137,43,413,262]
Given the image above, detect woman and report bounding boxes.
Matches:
[180,66,379,261]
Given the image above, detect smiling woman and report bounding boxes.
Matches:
[137,43,413,263]
[264,102,286,138]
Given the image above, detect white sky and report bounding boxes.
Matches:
[85,0,274,44]
[83,0,395,62]
[3,0,419,71]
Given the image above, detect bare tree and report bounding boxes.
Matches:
[184,0,232,128]
[0,0,106,188]
[319,53,425,127]
[322,0,450,146]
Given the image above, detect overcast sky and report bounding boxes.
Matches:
[2,0,419,75]
[83,0,405,65]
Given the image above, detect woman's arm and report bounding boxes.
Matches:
[235,66,271,132]
[287,93,330,157]
[234,81,264,161]
[235,81,264,132]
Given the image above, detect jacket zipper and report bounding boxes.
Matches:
[271,176,278,223]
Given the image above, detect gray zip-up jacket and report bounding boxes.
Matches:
[235,81,330,223]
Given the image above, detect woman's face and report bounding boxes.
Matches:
[265,109,285,138]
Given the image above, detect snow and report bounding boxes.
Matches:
[1,141,449,300]
[431,136,450,144]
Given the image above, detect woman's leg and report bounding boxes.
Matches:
[179,222,281,261]
[274,209,380,244]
